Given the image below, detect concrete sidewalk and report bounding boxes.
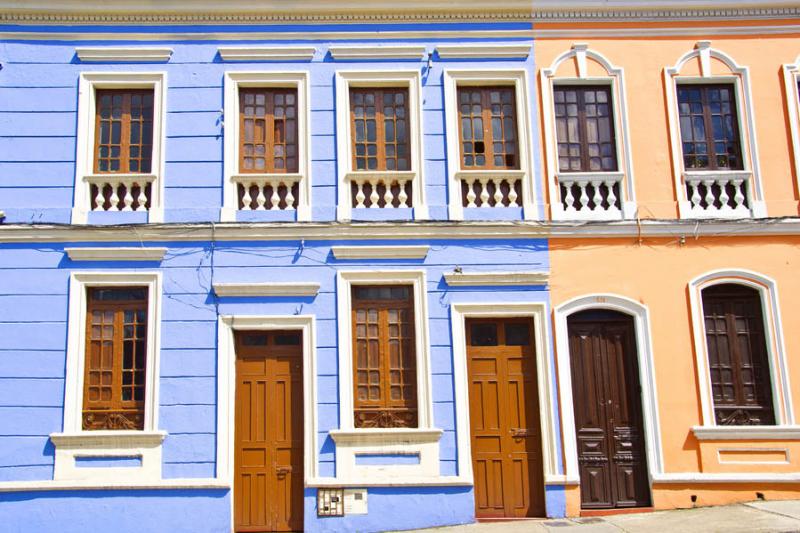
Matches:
[406,500,800,533]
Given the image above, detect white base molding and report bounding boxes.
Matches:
[75,47,173,62]
[652,472,800,484]
[0,478,229,492]
[443,271,549,286]
[217,46,316,61]
[65,247,167,262]
[329,44,427,60]
[692,426,800,441]
[212,282,321,297]
[331,245,430,260]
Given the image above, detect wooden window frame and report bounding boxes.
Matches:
[222,72,312,222]
[73,72,166,224]
[782,57,800,193]
[349,87,412,173]
[334,71,427,221]
[93,89,155,175]
[238,87,300,174]
[456,86,520,171]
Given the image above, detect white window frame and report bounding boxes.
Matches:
[664,41,766,219]
[553,294,665,485]
[73,72,167,224]
[688,269,796,440]
[222,71,312,222]
[215,315,319,484]
[334,70,428,221]
[443,68,536,220]
[783,55,800,193]
[540,44,637,221]
[450,302,562,485]
[329,270,442,484]
[52,271,164,482]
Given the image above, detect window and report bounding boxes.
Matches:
[94,89,154,174]
[239,88,299,173]
[701,284,774,426]
[350,88,410,172]
[457,86,519,170]
[82,287,149,430]
[553,85,617,173]
[351,285,418,428]
[677,84,743,171]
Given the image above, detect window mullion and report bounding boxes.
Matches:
[578,90,590,172]
[120,94,132,174]
[702,87,719,171]
[482,90,495,170]
[375,89,387,172]
[266,90,276,174]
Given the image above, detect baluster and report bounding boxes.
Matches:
[135,182,148,212]
[355,181,366,208]
[591,179,603,212]
[732,179,746,210]
[269,182,280,210]
[369,178,380,208]
[93,183,106,211]
[493,178,504,206]
[479,178,490,208]
[397,180,409,208]
[507,180,519,207]
[578,181,589,212]
[604,179,618,211]
[702,179,715,211]
[465,178,477,208]
[241,183,253,210]
[384,180,395,208]
[689,181,702,210]
[285,182,296,210]
[255,183,267,210]
[109,183,120,212]
[717,178,730,210]
[121,180,134,211]
[562,180,576,213]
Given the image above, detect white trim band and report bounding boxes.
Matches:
[331,245,430,260]
[443,271,549,286]
[65,247,167,262]
[436,43,530,59]
[693,426,800,441]
[329,45,427,60]
[212,282,321,297]
[217,46,316,61]
[75,47,173,62]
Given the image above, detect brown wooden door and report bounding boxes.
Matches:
[234,331,304,532]
[567,310,650,509]
[466,318,545,519]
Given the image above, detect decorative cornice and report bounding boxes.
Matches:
[444,271,549,286]
[436,43,530,59]
[331,245,430,260]
[65,247,167,262]
[217,46,316,62]
[75,47,173,62]
[328,45,427,60]
[213,282,321,297]
[692,425,800,441]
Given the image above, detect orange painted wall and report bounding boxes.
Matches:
[549,235,800,505]
[534,32,800,218]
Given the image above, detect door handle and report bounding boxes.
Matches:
[510,428,531,438]
[276,465,293,477]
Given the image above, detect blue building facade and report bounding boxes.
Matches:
[0,4,571,532]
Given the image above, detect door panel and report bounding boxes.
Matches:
[568,310,650,509]
[467,318,545,519]
[234,331,304,532]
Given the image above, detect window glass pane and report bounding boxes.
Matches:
[239,88,299,174]
[677,83,742,171]
[470,323,498,346]
[94,89,154,175]
[505,323,531,346]
[350,88,410,173]
[553,85,618,173]
[457,86,519,170]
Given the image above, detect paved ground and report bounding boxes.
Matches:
[406,500,800,533]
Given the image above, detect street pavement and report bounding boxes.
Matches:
[404,500,800,533]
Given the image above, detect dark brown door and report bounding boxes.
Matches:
[467,318,545,519]
[568,310,650,509]
[234,331,304,532]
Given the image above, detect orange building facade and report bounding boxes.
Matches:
[535,7,800,516]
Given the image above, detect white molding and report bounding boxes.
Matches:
[50,431,166,482]
[60,272,163,483]
[306,476,471,487]
[222,71,312,222]
[75,47,172,62]
[553,294,665,486]
[783,56,800,194]
[443,271,549,286]
[717,447,790,465]
[216,315,319,486]
[334,70,427,221]
[331,245,429,260]
[212,282,320,297]
[693,426,800,441]
[442,68,536,220]
[0,478,230,492]
[217,46,316,61]
[688,269,794,427]
[449,302,560,487]
[532,25,800,38]
[72,72,166,224]
[664,42,766,219]
[329,45,427,60]
[435,43,530,59]
[652,472,800,484]
[540,44,637,221]
[65,247,167,262]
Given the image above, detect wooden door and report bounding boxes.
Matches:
[567,310,650,509]
[466,318,545,519]
[234,331,304,532]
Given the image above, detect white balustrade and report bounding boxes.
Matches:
[460,175,522,208]
[233,175,301,211]
[349,174,412,209]
[558,172,623,219]
[684,171,751,218]
[85,174,155,212]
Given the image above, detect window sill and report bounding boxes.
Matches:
[692,426,800,441]
[329,428,443,445]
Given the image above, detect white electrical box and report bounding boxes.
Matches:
[343,488,368,515]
